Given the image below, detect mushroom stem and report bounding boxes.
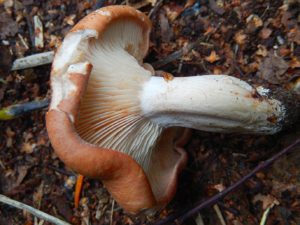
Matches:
[140,75,286,134]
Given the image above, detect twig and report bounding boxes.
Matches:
[74,175,84,208]
[0,99,49,120]
[11,51,54,71]
[0,194,71,225]
[152,41,197,69]
[110,200,115,225]
[152,23,221,69]
[213,204,226,225]
[25,13,35,47]
[46,165,74,176]
[194,213,204,225]
[154,138,300,225]
[259,207,271,225]
[149,0,164,19]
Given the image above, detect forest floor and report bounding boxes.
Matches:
[0,0,300,224]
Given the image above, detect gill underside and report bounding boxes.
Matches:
[74,20,163,173]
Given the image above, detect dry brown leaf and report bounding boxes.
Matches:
[15,165,30,187]
[278,47,291,57]
[21,142,34,154]
[213,66,223,74]
[33,181,44,208]
[64,14,76,26]
[5,127,15,148]
[234,30,247,46]
[0,12,18,39]
[209,0,225,15]
[126,0,156,9]
[159,11,172,42]
[184,0,196,9]
[287,27,300,44]
[163,4,184,22]
[255,45,268,57]
[258,53,289,84]
[253,194,279,210]
[246,14,263,31]
[0,45,12,76]
[259,27,272,39]
[213,183,226,192]
[205,50,220,63]
[290,57,300,68]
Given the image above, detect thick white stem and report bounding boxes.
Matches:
[140,75,286,134]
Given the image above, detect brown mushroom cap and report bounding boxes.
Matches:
[46,6,188,213]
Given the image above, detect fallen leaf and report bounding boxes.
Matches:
[205,50,220,63]
[213,183,226,192]
[209,0,225,15]
[253,194,279,210]
[15,165,30,187]
[184,0,196,9]
[234,30,247,46]
[0,45,12,76]
[64,14,76,26]
[126,0,156,9]
[21,142,34,154]
[290,57,300,68]
[0,12,18,39]
[246,14,263,32]
[258,53,289,84]
[278,47,291,57]
[52,195,73,222]
[33,181,44,208]
[255,45,268,57]
[259,28,272,39]
[163,4,184,21]
[287,27,300,45]
[5,127,15,148]
[159,11,172,42]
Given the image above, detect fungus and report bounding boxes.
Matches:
[46,6,298,214]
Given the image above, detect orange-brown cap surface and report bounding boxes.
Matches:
[46,5,188,214]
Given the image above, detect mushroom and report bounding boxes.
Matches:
[46,6,298,214]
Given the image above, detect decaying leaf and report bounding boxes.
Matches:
[0,45,12,76]
[290,56,300,68]
[209,0,225,15]
[253,194,279,210]
[0,12,18,39]
[21,142,34,154]
[34,16,44,48]
[205,50,220,63]
[255,45,268,57]
[163,4,184,21]
[259,28,272,39]
[234,30,247,46]
[246,14,263,32]
[258,53,289,84]
[126,0,157,9]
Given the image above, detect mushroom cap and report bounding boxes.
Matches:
[46,5,188,213]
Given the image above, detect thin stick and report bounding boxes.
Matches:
[259,207,271,225]
[110,200,115,225]
[152,23,221,69]
[213,204,226,225]
[149,0,164,18]
[74,174,84,208]
[154,138,300,225]
[11,51,54,71]
[0,194,71,225]
[194,213,204,225]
